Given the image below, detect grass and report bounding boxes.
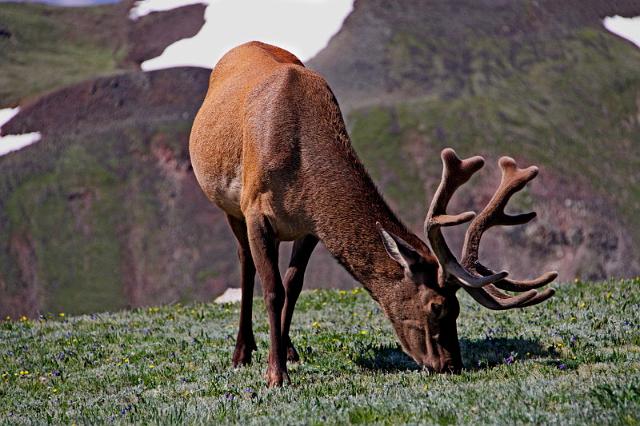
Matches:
[1,279,639,424]
[0,3,128,106]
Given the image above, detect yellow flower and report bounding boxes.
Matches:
[149,364,155,369]
[312,321,321,329]
[19,315,28,322]
[359,330,368,335]
[578,302,586,309]
[338,290,347,296]
[19,370,29,376]
[58,313,65,318]
[52,388,58,394]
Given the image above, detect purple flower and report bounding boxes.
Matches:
[244,387,253,393]
[558,363,567,370]
[52,370,61,377]
[504,354,515,365]
[224,392,235,401]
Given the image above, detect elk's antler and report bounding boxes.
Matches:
[425,148,556,310]
[460,156,557,309]
[424,148,508,288]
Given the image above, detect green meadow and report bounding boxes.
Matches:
[1,279,639,424]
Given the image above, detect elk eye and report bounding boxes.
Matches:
[430,302,443,318]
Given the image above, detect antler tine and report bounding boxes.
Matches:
[462,156,539,268]
[425,148,508,289]
[459,156,557,310]
[475,263,558,291]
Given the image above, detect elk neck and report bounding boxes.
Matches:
[305,125,435,303]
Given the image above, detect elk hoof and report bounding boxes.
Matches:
[286,344,300,363]
[265,366,290,387]
[232,341,256,368]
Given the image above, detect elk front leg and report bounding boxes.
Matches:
[246,214,288,387]
[281,235,318,362]
[226,214,257,367]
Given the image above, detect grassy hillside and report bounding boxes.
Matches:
[0,1,205,106]
[310,0,640,280]
[1,279,639,424]
[0,68,239,317]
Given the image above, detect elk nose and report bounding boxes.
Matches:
[420,357,459,374]
[429,358,461,374]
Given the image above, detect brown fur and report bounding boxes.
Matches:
[189,42,554,386]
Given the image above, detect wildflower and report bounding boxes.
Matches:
[359,330,368,335]
[52,370,61,377]
[52,388,58,394]
[578,302,586,309]
[19,370,29,376]
[312,321,321,329]
[19,316,28,322]
[503,354,515,365]
[558,363,567,370]
[149,364,155,369]
[224,392,235,401]
[339,290,347,296]
[58,313,65,318]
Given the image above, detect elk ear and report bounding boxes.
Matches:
[376,222,422,273]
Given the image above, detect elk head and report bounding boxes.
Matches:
[377,148,557,373]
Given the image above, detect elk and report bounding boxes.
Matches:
[189,41,557,387]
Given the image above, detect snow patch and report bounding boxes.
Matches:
[215,287,242,304]
[0,107,42,156]
[129,0,207,20]
[604,15,640,48]
[0,107,20,128]
[138,0,354,70]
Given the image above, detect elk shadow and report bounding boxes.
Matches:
[354,337,552,372]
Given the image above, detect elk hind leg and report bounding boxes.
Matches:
[226,214,257,367]
[246,213,288,386]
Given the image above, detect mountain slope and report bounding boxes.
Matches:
[309,0,640,280]
[0,1,205,106]
[1,0,639,316]
[0,68,240,317]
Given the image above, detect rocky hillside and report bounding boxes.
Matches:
[1,0,639,316]
[309,0,640,281]
[0,0,205,106]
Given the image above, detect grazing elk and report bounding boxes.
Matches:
[189,41,557,387]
